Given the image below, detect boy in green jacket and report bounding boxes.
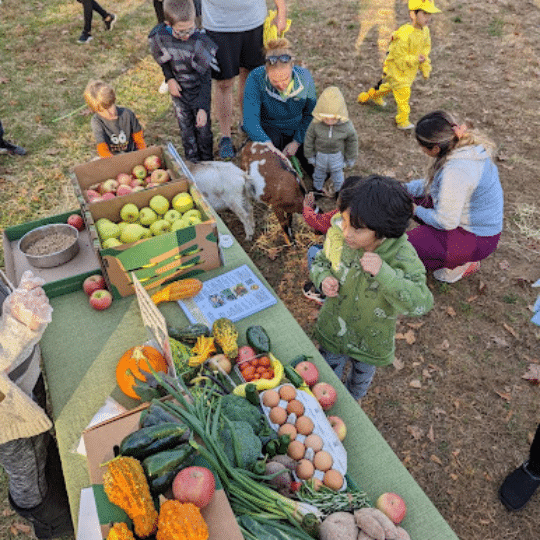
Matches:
[310,175,433,400]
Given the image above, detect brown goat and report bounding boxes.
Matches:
[240,141,306,243]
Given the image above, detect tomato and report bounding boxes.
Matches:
[256,366,266,374]
[252,373,261,379]
[260,370,274,379]
[249,358,259,367]
[243,366,256,380]
[259,356,271,367]
[237,345,257,363]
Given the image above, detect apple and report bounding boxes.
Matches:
[129,177,145,188]
[295,361,319,386]
[89,289,113,311]
[86,189,101,202]
[101,192,116,200]
[67,214,84,231]
[144,154,162,172]
[172,466,215,508]
[116,184,133,197]
[99,179,118,194]
[132,164,147,179]
[116,172,133,185]
[208,354,232,374]
[312,382,337,411]
[146,182,159,189]
[327,415,347,441]
[131,186,145,193]
[376,492,407,524]
[150,168,169,184]
[172,192,194,213]
[83,274,106,296]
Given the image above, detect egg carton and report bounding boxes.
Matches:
[259,384,347,490]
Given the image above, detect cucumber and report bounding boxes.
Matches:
[283,364,305,388]
[142,444,194,481]
[119,422,190,460]
[246,325,271,353]
[167,323,210,344]
[140,401,184,428]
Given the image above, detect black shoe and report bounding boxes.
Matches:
[499,460,540,511]
[77,31,93,44]
[302,281,325,305]
[0,140,26,155]
[103,13,116,31]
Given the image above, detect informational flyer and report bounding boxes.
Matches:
[178,264,277,325]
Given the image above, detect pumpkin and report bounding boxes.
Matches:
[156,500,208,540]
[116,345,168,399]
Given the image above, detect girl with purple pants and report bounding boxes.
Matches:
[404,110,503,283]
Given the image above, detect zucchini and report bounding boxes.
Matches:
[167,323,210,344]
[140,401,184,428]
[283,364,305,388]
[142,444,194,480]
[119,422,190,460]
[246,325,271,353]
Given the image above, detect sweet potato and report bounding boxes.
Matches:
[365,508,398,539]
[320,511,358,540]
[354,508,385,540]
[395,526,411,540]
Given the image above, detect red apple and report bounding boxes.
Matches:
[132,164,147,179]
[312,382,337,411]
[83,274,106,296]
[146,182,159,189]
[295,360,319,386]
[67,214,85,231]
[116,172,133,185]
[144,154,162,172]
[172,466,215,508]
[116,184,133,196]
[150,168,170,184]
[131,186,145,193]
[327,415,347,441]
[86,189,101,202]
[101,192,116,200]
[129,177,145,188]
[89,289,113,311]
[99,179,118,194]
[376,492,407,524]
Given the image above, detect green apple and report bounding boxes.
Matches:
[102,237,123,248]
[120,203,139,223]
[172,192,194,213]
[117,221,129,234]
[96,219,120,241]
[149,194,170,215]
[150,219,171,236]
[120,223,146,244]
[139,207,158,226]
[139,226,152,239]
[164,209,182,224]
[171,217,189,231]
[183,209,202,225]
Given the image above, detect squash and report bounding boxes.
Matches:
[156,500,208,540]
[116,345,168,400]
[167,323,210,344]
[107,523,136,540]
[212,318,239,359]
[188,336,217,367]
[103,456,158,538]
[151,278,203,305]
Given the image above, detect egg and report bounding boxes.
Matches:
[313,450,333,472]
[296,459,315,480]
[304,433,324,452]
[278,384,297,401]
[287,440,306,460]
[323,469,344,490]
[278,423,297,441]
[262,389,280,408]
[286,399,305,417]
[269,406,287,425]
[295,415,314,436]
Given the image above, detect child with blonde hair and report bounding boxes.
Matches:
[84,80,146,158]
[358,0,440,129]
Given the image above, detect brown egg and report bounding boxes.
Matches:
[295,415,314,436]
[286,399,305,417]
[269,406,287,425]
[296,459,315,480]
[313,450,333,472]
[262,389,280,408]
[279,384,297,401]
[304,433,324,452]
[278,423,297,441]
[323,469,344,490]
[287,440,306,460]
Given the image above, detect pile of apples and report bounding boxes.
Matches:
[84,154,171,203]
[95,191,204,247]
[82,274,112,311]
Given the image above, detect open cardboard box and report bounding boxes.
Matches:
[82,402,243,540]
[2,210,102,298]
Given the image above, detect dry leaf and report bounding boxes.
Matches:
[499,259,510,270]
[409,379,422,388]
[422,369,432,379]
[446,306,456,317]
[55,77,67,84]
[503,323,519,338]
[427,425,435,442]
[433,407,447,416]
[406,321,425,329]
[393,357,405,371]
[492,336,509,347]
[267,248,280,260]
[0,77,10,84]
[495,390,512,402]
[450,473,459,480]
[307,309,320,321]
[522,364,540,384]
[431,454,443,465]
[466,295,479,302]
[478,280,487,294]
[403,329,416,344]
[439,339,450,350]
[11,522,32,534]
[407,425,424,439]
[2,508,14,517]
[479,519,490,526]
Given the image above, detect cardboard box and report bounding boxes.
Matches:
[84,180,222,299]
[82,403,244,540]
[2,210,102,298]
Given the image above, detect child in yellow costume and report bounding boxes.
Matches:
[358,0,440,130]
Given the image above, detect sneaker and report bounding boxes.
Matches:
[77,32,93,44]
[0,141,26,155]
[499,461,540,511]
[158,81,169,94]
[218,136,235,160]
[302,281,326,305]
[397,122,415,130]
[372,96,387,107]
[103,13,116,31]
[357,91,370,103]
[433,261,480,283]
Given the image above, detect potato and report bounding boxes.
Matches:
[366,508,398,539]
[320,511,358,540]
[395,526,411,540]
[357,532,375,540]
[354,508,385,540]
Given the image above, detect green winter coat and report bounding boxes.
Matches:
[310,214,433,367]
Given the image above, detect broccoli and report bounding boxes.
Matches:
[220,394,264,435]
[218,419,262,469]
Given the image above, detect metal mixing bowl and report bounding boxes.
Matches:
[18,224,80,268]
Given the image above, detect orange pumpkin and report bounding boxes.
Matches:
[116,345,168,399]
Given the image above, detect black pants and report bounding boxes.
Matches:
[172,97,213,162]
[78,0,109,34]
[529,423,540,475]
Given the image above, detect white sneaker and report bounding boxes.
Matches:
[397,122,415,130]
[159,81,169,94]
[433,261,480,283]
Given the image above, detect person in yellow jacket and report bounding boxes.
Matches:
[358,0,440,130]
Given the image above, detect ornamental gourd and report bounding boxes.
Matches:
[107,523,136,540]
[116,345,168,399]
[212,318,239,359]
[156,500,209,540]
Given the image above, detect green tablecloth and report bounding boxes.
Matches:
[40,216,459,539]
